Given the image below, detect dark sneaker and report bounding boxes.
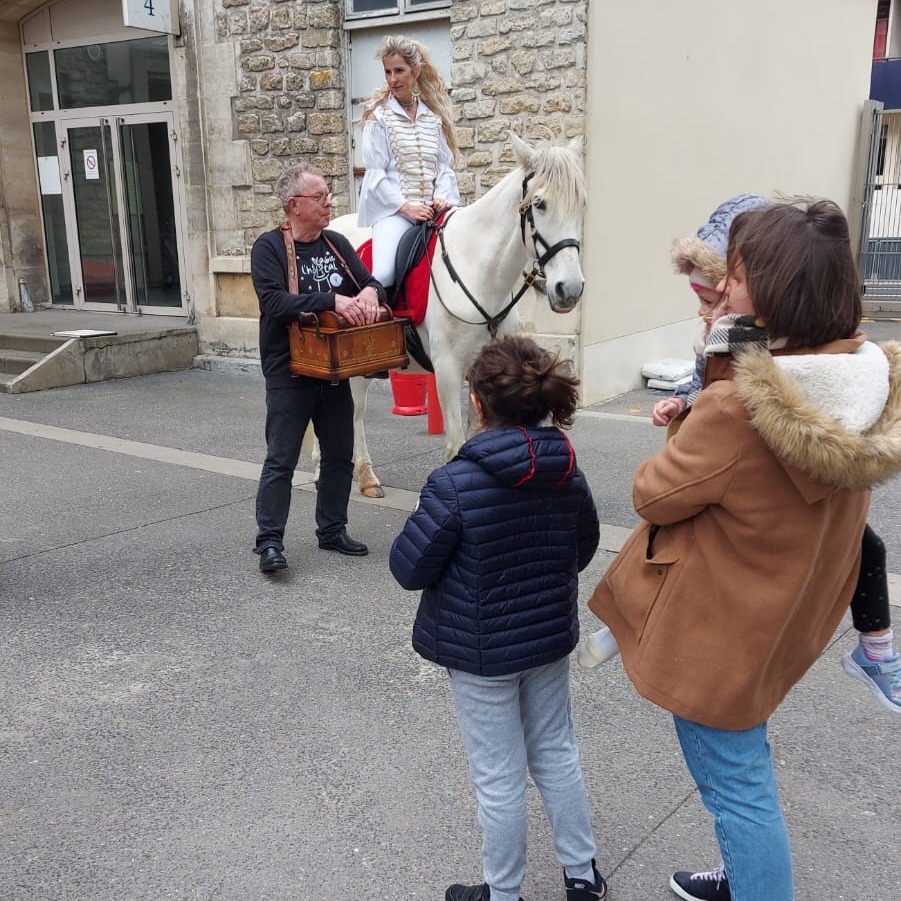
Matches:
[565,859,608,900]
[670,865,731,901]
[445,883,523,901]
[446,885,489,901]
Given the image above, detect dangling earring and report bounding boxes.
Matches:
[412,81,421,102]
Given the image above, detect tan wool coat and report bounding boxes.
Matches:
[589,340,901,731]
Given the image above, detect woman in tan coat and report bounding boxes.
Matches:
[589,200,901,901]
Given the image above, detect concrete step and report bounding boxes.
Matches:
[0,333,68,354]
[0,348,45,375]
[0,326,199,394]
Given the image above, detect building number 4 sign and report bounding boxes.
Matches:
[121,0,180,36]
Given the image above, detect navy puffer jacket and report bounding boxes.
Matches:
[389,426,600,676]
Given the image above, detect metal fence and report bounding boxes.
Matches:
[858,103,901,315]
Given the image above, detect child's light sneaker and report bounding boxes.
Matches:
[842,645,901,713]
[576,627,620,669]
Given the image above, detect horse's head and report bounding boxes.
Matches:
[510,132,586,313]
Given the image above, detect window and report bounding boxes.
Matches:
[26,52,54,111]
[54,36,171,109]
[346,0,449,21]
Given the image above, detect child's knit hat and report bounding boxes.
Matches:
[672,193,770,284]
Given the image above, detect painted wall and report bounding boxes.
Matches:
[580,0,877,403]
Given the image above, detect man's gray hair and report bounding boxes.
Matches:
[275,164,323,212]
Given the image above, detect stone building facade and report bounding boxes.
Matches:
[211,0,586,242]
[448,0,587,199]
[202,0,587,353]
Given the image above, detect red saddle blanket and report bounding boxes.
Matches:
[357,213,447,327]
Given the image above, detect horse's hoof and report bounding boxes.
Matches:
[362,485,385,499]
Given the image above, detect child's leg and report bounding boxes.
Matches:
[520,657,600,887]
[448,668,528,901]
[843,525,901,712]
[577,626,620,669]
[849,525,892,637]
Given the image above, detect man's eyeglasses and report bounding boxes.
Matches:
[291,191,333,205]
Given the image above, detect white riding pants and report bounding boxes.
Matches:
[371,213,414,287]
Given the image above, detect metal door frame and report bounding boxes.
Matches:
[58,110,187,315]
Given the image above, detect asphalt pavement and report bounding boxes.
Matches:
[1,324,899,901]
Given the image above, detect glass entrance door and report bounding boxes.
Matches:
[60,112,185,314]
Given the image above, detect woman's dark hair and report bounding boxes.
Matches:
[725,199,861,349]
[468,335,580,429]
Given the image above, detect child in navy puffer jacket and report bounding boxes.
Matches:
[390,335,607,901]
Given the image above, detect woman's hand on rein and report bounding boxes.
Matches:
[401,201,433,223]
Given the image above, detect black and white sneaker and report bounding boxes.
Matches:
[670,864,731,901]
[564,859,607,900]
[445,883,523,901]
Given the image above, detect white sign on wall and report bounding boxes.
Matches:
[122,0,179,36]
[84,149,100,181]
[37,156,62,195]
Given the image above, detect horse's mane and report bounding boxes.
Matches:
[520,142,587,222]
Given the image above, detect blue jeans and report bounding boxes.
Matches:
[673,716,793,901]
[254,381,354,552]
[449,657,598,901]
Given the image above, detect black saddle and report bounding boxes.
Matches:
[387,219,435,308]
[386,219,439,373]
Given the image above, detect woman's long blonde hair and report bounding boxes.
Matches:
[368,35,459,159]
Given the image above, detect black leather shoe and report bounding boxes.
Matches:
[259,547,287,573]
[318,532,368,556]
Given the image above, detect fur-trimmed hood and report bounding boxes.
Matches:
[733,340,901,491]
[671,235,731,284]
[671,193,770,283]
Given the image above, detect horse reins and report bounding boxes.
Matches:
[430,172,581,336]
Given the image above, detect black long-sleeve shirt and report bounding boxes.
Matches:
[250,227,383,387]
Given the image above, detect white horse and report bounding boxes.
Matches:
[317,131,587,498]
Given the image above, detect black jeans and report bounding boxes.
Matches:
[850,524,891,633]
[254,380,354,553]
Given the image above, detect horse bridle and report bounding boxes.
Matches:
[430,172,582,336]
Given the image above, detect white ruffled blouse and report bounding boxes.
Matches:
[357,96,459,227]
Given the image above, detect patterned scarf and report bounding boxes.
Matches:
[704,313,769,357]
[684,314,768,407]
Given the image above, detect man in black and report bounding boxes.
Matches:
[251,164,384,573]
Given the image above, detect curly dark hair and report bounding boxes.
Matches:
[468,335,580,429]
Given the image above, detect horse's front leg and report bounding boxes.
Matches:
[433,358,468,460]
[350,377,383,498]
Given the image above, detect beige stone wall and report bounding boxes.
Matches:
[447,0,588,346]
[449,0,587,200]
[0,21,46,313]
[209,0,350,250]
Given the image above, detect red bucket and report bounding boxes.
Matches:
[389,371,428,416]
[427,373,444,435]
